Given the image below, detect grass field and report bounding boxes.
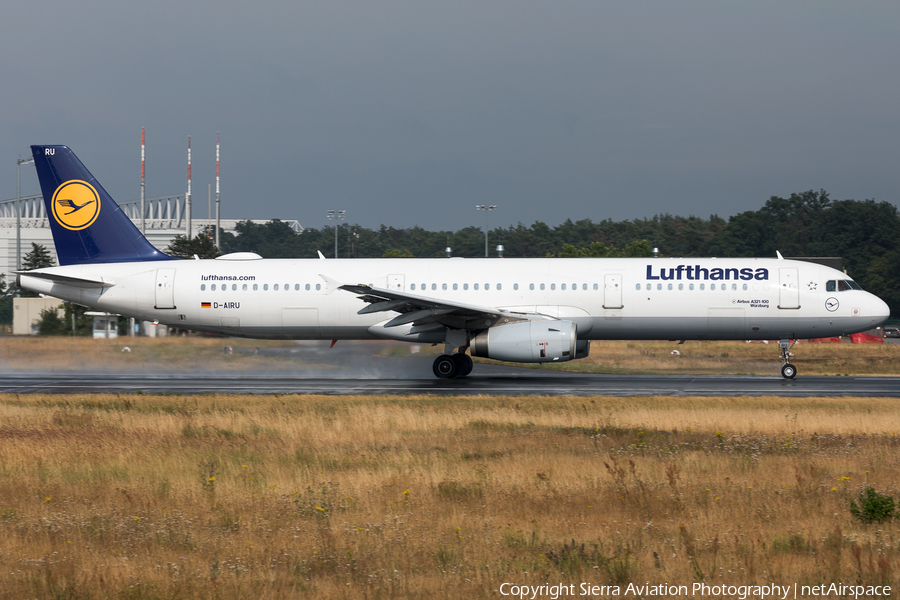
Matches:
[1,335,898,376]
[2,392,900,598]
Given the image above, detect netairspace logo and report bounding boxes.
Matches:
[497,582,892,599]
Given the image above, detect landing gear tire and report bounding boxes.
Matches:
[453,353,473,378]
[433,354,459,379]
[778,339,798,379]
[781,363,797,379]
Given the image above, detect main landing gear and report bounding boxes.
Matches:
[779,339,797,379]
[432,353,473,379]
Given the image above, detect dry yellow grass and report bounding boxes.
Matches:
[1,393,900,598]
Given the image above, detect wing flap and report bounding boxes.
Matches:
[338,282,503,329]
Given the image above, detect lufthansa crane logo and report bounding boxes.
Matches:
[51,180,100,230]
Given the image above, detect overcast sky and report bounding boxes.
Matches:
[2,1,898,233]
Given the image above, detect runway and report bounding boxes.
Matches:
[1,365,897,397]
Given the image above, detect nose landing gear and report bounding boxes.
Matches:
[779,339,797,379]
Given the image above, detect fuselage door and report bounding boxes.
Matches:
[778,267,800,309]
[154,268,176,309]
[388,274,405,292]
[603,273,623,309]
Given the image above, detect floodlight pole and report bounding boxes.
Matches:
[16,156,35,271]
[327,209,345,258]
[475,204,497,257]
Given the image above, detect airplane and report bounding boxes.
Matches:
[16,145,891,380]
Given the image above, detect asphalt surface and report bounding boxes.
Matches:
[0,364,897,397]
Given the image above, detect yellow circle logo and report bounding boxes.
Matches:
[51,180,101,230]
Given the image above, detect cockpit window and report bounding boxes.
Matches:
[827,279,862,292]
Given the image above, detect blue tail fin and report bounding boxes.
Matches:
[30,145,175,265]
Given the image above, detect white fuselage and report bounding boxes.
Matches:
[19,256,890,344]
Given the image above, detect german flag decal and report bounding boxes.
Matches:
[201,302,212,309]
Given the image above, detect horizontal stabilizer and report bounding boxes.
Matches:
[16,270,113,288]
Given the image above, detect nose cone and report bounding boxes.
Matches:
[872,294,891,326]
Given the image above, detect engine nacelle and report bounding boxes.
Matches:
[471,320,577,363]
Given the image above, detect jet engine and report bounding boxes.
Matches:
[470,320,577,363]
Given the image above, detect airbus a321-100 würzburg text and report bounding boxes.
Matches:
[18,146,891,379]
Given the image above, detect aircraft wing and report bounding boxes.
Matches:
[338,282,503,329]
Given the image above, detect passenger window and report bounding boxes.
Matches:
[274,284,279,291]
[442,283,447,290]
[453,283,458,290]
[540,283,546,290]
[550,283,556,290]
[699,284,704,290]
[561,284,566,290]
[497,283,502,290]
[710,284,715,290]
[295,284,300,291]
[593,283,598,290]
[485,283,490,291]
[263,284,268,291]
[411,284,416,290]
[474,284,479,290]
[572,283,576,290]
[316,284,321,291]
[201,284,206,291]
[742,284,748,291]
[678,284,684,291]
[421,283,425,290]
[514,283,518,290]
[463,284,469,290]
[668,284,673,290]
[732,284,737,291]
[211,284,217,291]
[530,284,535,290]
[242,284,248,291]
[284,284,289,292]
[826,280,836,292]
[657,283,662,290]
[233,284,238,291]
[432,284,437,291]
[635,284,641,290]
[689,284,694,290]
[253,284,258,291]
[582,284,587,290]
[305,284,310,291]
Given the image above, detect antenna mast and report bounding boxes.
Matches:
[140,128,146,233]
[216,132,220,249]
[186,136,192,237]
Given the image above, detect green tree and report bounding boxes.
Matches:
[382,248,415,258]
[553,239,652,258]
[37,305,67,335]
[21,242,55,270]
[18,243,56,297]
[165,232,223,259]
